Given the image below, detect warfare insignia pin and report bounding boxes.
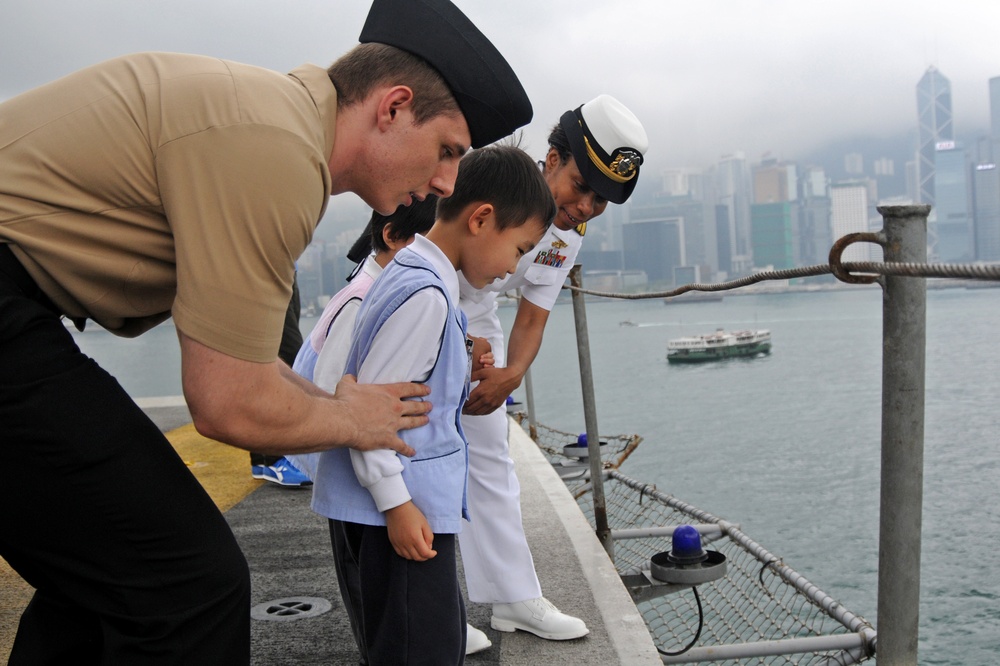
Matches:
[609,149,642,179]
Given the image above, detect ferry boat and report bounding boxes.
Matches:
[666,328,771,363]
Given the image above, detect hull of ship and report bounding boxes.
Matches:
[667,340,771,363]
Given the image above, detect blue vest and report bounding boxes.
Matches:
[311,248,471,533]
[292,342,319,381]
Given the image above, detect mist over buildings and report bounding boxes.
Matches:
[3,0,999,298]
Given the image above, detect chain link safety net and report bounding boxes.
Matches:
[515,415,875,665]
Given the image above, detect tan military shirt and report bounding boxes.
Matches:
[0,52,337,362]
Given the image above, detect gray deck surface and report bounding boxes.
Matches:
[145,402,660,665]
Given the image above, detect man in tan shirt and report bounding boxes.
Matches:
[0,0,532,663]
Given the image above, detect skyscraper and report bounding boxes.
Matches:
[830,181,871,262]
[714,153,752,271]
[750,202,797,270]
[798,166,833,267]
[990,77,1000,142]
[752,159,798,204]
[916,66,953,206]
[622,219,685,286]
[988,76,1000,165]
[933,141,972,262]
[973,163,1000,262]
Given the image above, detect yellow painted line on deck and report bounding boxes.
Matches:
[169,423,265,513]
[0,425,262,661]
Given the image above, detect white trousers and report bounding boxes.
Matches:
[459,405,542,603]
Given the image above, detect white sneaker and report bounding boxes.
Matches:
[490,597,589,640]
[466,623,492,655]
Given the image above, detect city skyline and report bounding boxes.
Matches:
[4,1,1000,248]
[3,1,999,173]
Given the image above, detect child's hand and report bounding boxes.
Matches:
[385,501,437,561]
[469,335,494,373]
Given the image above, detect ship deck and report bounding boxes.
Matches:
[0,398,660,665]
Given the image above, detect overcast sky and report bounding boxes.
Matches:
[3,1,999,175]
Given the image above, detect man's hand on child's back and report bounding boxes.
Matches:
[386,501,437,561]
[333,375,432,457]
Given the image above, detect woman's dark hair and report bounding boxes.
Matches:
[546,123,572,164]
[346,196,438,264]
[436,145,556,232]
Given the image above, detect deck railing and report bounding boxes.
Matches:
[519,205,1000,664]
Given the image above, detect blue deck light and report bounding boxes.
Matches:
[648,523,725,584]
[668,525,708,565]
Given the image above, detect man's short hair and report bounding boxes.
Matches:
[328,43,460,125]
[437,146,556,233]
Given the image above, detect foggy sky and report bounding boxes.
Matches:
[3,0,999,175]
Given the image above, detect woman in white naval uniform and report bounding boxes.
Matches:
[459,95,648,640]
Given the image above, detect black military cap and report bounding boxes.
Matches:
[359,0,532,148]
[559,95,648,205]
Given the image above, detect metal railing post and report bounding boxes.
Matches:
[516,289,539,439]
[877,204,930,665]
[568,265,613,559]
[522,365,538,441]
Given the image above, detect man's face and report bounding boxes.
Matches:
[363,109,471,215]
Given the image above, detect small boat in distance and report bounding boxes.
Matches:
[667,328,771,363]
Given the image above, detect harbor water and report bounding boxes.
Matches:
[73,286,1000,664]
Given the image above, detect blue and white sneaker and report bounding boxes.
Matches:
[251,457,312,488]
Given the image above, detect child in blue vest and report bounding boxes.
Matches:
[315,145,555,664]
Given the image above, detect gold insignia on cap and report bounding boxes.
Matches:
[584,138,642,184]
[551,239,568,249]
[610,149,642,178]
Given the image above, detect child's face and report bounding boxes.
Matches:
[464,216,546,289]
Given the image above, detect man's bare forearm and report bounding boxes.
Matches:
[178,332,425,455]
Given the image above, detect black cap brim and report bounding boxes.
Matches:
[559,109,637,205]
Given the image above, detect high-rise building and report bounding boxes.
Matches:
[296,242,327,309]
[830,181,871,262]
[916,66,953,207]
[873,158,895,177]
[973,162,1000,262]
[798,166,833,267]
[714,153,752,267]
[985,76,1000,166]
[714,204,732,280]
[990,77,1000,142]
[752,159,798,204]
[933,141,972,262]
[844,153,865,176]
[750,202,797,270]
[632,194,705,273]
[622,218,685,286]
